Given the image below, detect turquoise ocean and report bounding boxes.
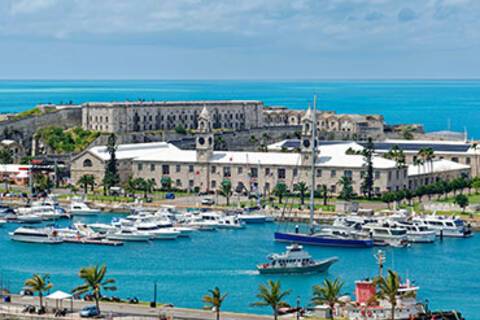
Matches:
[0,216,479,319]
[0,80,479,318]
[1,80,480,137]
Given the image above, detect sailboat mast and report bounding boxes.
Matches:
[309,95,317,228]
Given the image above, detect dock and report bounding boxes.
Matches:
[63,238,124,246]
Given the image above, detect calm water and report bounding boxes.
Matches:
[0,215,479,319]
[1,80,480,137]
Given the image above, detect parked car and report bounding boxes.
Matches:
[79,305,100,318]
[165,192,175,200]
[201,198,215,205]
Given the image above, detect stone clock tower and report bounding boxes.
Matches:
[196,106,214,162]
[301,106,314,166]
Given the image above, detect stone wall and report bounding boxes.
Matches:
[0,108,82,154]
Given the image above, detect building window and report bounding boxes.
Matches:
[189,180,194,188]
[466,157,471,165]
[344,170,352,178]
[250,167,258,178]
[293,168,298,177]
[189,165,194,173]
[211,180,216,189]
[83,159,93,167]
[238,167,243,174]
[396,170,400,179]
[375,171,380,179]
[176,179,181,187]
[150,164,155,171]
[211,166,217,174]
[330,170,336,178]
[176,165,181,173]
[388,171,392,181]
[452,157,459,163]
[265,168,271,176]
[223,166,231,177]
[137,163,143,171]
[316,169,322,177]
[162,165,170,175]
[277,168,286,179]
[330,185,336,193]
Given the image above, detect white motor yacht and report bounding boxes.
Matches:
[9,226,63,244]
[15,213,43,224]
[217,215,245,229]
[88,223,117,234]
[106,228,151,242]
[391,221,436,243]
[237,213,267,224]
[70,201,98,216]
[412,214,472,238]
[357,223,409,247]
[135,222,179,240]
[0,218,6,227]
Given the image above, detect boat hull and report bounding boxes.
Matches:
[70,210,98,216]
[274,232,374,248]
[10,235,63,244]
[257,257,338,274]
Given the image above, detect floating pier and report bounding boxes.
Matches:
[63,238,124,246]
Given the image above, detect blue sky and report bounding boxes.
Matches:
[0,0,479,79]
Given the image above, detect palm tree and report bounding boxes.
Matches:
[376,270,400,320]
[72,264,116,315]
[144,178,157,198]
[24,274,53,311]
[337,176,353,201]
[312,278,344,319]
[251,280,291,320]
[79,175,96,193]
[219,178,232,206]
[203,287,228,320]
[273,182,288,204]
[321,184,329,206]
[293,182,308,205]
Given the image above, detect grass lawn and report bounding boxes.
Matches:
[435,193,480,204]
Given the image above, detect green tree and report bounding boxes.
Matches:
[454,194,469,212]
[72,264,116,315]
[376,270,400,320]
[102,134,120,195]
[219,178,232,206]
[24,274,53,311]
[293,182,308,205]
[251,280,291,320]
[401,126,415,140]
[33,174,53,193]
[338,176,353,201]
[144,178,156,198]
[321,184,329,206]
[273,182,288,204]
[78,174,95,194]
[311,278,344,320]
[472,177,480,194]
[160,176,172,191]
[0,149,13,164]
[381,192,396,209]
[203,287,228,320]
[175,125,187,134]
[384,145,406,168]
[361,137,375,199]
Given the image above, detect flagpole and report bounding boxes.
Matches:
[309,95,317,231]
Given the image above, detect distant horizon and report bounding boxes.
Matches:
[2,78,480,81]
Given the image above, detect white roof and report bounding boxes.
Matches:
[88,142,179,161]
[133,142,397,169]
[46,290,72,300]
[408,159,470,176]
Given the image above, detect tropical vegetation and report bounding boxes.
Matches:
[202,287,227,320]
[35,126,100,153]
[251,280,291,320]
[311,278,344,319]
[72,264,116,315]
[375,270,400,320]
[24,274,53,311]
[219,178,233,205]
[103,134,120,195]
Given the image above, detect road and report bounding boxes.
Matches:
[1,295,283,320]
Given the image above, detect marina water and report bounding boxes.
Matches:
[0,214,479,319]
[1,80,480,137]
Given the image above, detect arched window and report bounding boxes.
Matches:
[83,159,93,167]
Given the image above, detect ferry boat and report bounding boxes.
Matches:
[412,215,472,238]
[9,226,63,244]
[257,244,338,274]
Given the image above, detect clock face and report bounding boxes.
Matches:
[198,137,205,145]
[303,139,311,148]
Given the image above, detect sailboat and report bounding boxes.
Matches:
[273,96,374,248]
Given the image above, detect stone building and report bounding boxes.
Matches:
[263,107,385,140]
[81,100,264,133]
[72,107,406,196]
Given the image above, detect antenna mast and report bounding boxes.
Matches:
[309,95,317,229]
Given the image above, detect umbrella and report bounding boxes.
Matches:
[46,290,73,312]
